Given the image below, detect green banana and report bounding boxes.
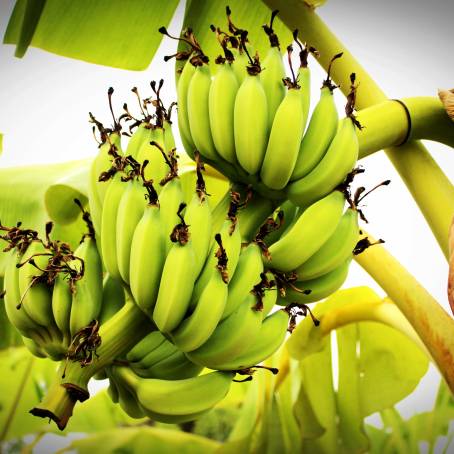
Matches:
[69,236,103,337]
[267,190,345,272]
[125,122,151,159]
[129,190,165,317]
[177,60,197,159]
[187,64,218,160]
[234,72,268,175]
[132,339,178,371]
[287,117,359,207]
[153,209,196,333]
[100,173,124,280]
[291,85,338,181]
[163,119,176,153]
[112,373,146,419]
[262,200,299,247]
[51,273,72,344]
[222,241,264,319]
[209,62,239,164]
[114,367,234,416]
[295,208,359,280]
[98,274,126,325]
[171,253,228,352]
[231,47,248,84]
[260,86,306,190]
[126,331,165,364]
[116,179,146,284]
[22,337,47,358]
[278,258,352,305]
[187,293,263,369]
[211,309,289,371]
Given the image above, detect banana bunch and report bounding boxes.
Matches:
[161,9,361,206]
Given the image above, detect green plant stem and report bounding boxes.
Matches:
[357,98,454,158]
[30,302,151,430]
[263,0,454,258]
[354,235,454,392]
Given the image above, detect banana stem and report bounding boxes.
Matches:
[30,302,151,430]
[354,235,454,392]
[357,98,454,158]
[262,0,454,258]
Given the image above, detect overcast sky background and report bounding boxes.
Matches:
[1,0,454,451]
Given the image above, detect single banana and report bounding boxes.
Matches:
[171,242,228,352]
[69,235,103,337]
[231,47,249,84]
[125,122,151,159]
[208,56,239,164]
[295,208,359,280]
[97,274,126,325]
[126,330,166,364]
[260,85,306,190]
[163,119,176,153]
[262,200,299,247]
[22,337,47,358]
[278,258,352,305]
[114,367,234,416]
[177,60,197,159]
[112,373,146,419]
[210,309,289,371]
[187,64,218,160]
[234,71,268,175]
[51,273,72,344]
[222,241,264,319]
[129,184,165,317]
[116,179,146,284]
[291,85,339,181]
[100,172,124,280]
[267,190,345,272]
[153,207,196,333]
[287,117,359,208]
[187,293,263,369]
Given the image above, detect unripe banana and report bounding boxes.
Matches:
[287,118,359,208]
[236,194,275,242]
[4,250,46,342]
[114,367,234,416]
[125,122,151,159]
[260,47,286,129]
[126,331,165,364]
[298,65,311,130]
[132,338,178,371]
[262,200,299,247]
[278,258,352,305]
[163,119,176,153]
[231,48,248,84]
[177,60,197,159]
[215,309,289,371]
[291,86,339,181]
[116,179,146,284]
[260,87,306,190]
[295,208,359,280]
[69,236,103,337]
[234,73,268,175]
[267,190,345,272]
[100,173,124,280]
[209,63,239,164]
[22,337,47,358]
[129,201,165,317]
[51,273,72,344]
[98,274,126,325]
[222,242,264,319]
[187,293,263,369]
[187,64,218,160]
[18,240,56,330]
[171,265,228,352]
[112,373,146,419]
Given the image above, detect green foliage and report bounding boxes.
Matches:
[4,0,179,70]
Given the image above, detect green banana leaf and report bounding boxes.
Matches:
[60,426,220,454]
[3,0,179,70]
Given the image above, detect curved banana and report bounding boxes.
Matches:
[131,338,178,370]
[98,274,126,325]
[69,236,103,337]
[260,86,306,190]
[187,64,218,160]
[187,293,263,369]
[114,367,234,416]
[206,309,289,371]
[209,63,239,164]
[278,258,352,305]
[267,190,345,272]
[262,200,299,247]
[51,273,72,344]
[100,173,125,280]
[231,47,248,84]
[234,73,268,175]
[163,119,176,153]
[291,85,338,181]
[222,241,264,319]
[126,330,166,364]
[153,211,196,333]
[287,117,359,207]
[295,208,359,280]
[22,337,47,358]
[125,122,151,159]
[177,60,197,159]
[111,373,146,419]
[129,194,165,317]
[116,179,146,284]
[171,254,228,352]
